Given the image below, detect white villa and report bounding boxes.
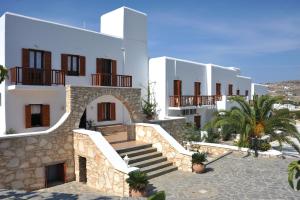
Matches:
[0,6,268,196]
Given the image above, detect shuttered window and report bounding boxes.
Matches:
[228,84,233,96]
[61,54,85,76]
[25,104,50,128]
[216,83,221,96]
[97,102,116,121]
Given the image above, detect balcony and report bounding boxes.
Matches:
[10,67,65,86]
[169,95,222,107]
[91,73,132,87]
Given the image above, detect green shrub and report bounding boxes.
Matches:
[126,170,149,191]
[204,127,220,143]
[148,191,166,200]
[180,123,202,142]
[290,111,300,119]
[192,152,207,164]
[259,142,271,151]
[234,139,250,148]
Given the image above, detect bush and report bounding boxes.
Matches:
[180,123,202,142]
[204,127,220,143]
[234,139,250,148]
[126,170,149,191]
[259,142,271,151]
[148,191,166,200]
[192,152,207,164]
[290,111,300,119]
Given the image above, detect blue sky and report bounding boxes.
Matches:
[1,0,300,83]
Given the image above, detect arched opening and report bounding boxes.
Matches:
[79,109,87,129]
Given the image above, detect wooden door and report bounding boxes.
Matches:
[194,115,201,129]
[216,83,221,96]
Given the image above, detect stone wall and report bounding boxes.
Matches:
[149,118,186,143]
[73,132,129,196]
[135,124,192,172]
[0,133,75,190]
[0,85,144,192]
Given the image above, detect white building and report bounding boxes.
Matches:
[0,7,148,134]
[149,57,266,128]
[0,6,268,135]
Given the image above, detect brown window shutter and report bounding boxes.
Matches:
[96,58,104,73]
[110,103,116,120]
[25,105,32,128]
[44,51,52,85]
[22,49,30,84]
[97,103,103,122]
[79,56,86,76]
[216,83,221,96]
[44,51,52,70]
[173,80,182,96]
[111,60,117,86]
[41,104,50,127]
[22,48,29,68]
[194,82,201,96]
[61,54,68,74]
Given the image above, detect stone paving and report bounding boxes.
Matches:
[148,153,300,200]
[0,182,144,200]
[1,154,299,199]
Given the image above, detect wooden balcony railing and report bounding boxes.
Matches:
[10,67,65,86]
[169,95,222,107]
[91,73,132,87]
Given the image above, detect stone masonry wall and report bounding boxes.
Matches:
[149,118,186,144]
[73,132,129,196]
[135,125,192,172]
[0,85,143,192]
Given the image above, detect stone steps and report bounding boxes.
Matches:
[97,124,127,135]
[116,143,177,179]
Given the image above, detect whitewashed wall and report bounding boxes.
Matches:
[0,15,6,134]
[5,87,66,133]
[86,95,131,126]
[235,75,252,97]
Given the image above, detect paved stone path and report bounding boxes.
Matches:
[148,154,300,200]
[0,182,144,200]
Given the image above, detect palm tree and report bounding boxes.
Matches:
[288,160,300,191]
[0,65,8,84]
[208,95,300,149]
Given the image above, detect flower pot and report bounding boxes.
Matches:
[192,163,205,173]
[130,188,147,197]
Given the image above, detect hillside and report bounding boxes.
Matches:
[265,80,300,103]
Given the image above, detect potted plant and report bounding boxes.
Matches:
[126,170,149,197]
[192,152,207,173]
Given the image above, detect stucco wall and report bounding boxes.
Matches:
[5,87,66,133]
[0,14,6,134]
[86,95,131,126]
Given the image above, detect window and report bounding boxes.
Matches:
[216,83,221,96]
[67,55,79,76]
[228,84,233,96]
[31,104,42,127]
[29,49,44,69]
[245,90,249,96]
[25,104,50,128]
[97,102,116,121]
[236,90,240,95]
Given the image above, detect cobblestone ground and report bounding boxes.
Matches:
[148,154,300,200]
[0,182,144,200]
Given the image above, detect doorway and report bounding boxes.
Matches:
[45,163,65,187]
[79,109,87,129]
[79,156,87,183]
[194,115,201,129]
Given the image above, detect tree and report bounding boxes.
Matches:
[208,95,300,149]
[0,65,8,84]
[288,160,300,191]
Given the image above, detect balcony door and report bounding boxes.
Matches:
[22,48,51,85]
[173,80,182,106]
[194,82,201,105]
[96,58,117,86]
[216,83,221,96]
[228,84,233,96]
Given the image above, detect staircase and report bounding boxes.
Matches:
[100,124,178,179]
[116,142,177,179]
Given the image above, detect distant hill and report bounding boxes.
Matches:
[265,80,300,103]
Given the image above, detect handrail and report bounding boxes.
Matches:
[91,73,132,87]
[10,66,65,86]
[169,95,222,107]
